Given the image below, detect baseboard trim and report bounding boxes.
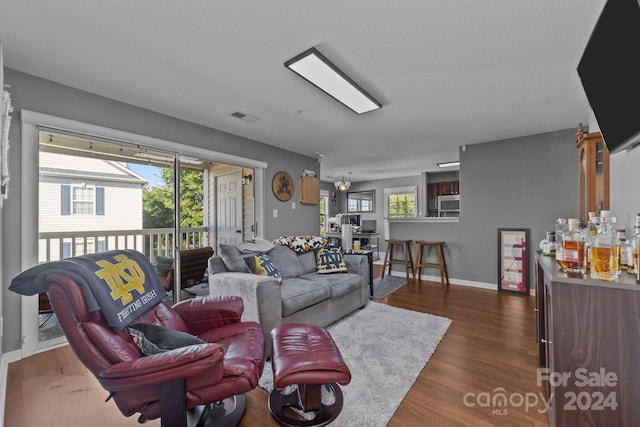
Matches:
[1,349,23,427]
[383,269,498,291]
[417,273,497,290]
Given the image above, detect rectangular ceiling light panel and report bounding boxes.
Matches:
[285,48,381,114]
[437,161,460,168]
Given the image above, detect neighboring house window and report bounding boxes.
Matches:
[61,184,105,215]
[385,186,417,219]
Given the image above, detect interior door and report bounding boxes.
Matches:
[216,171,243,250]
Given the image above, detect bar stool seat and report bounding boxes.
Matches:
[381,239,415,281]
[415,241,449,287]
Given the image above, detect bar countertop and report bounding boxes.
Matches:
[535,250,640,291]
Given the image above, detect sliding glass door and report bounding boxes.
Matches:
[35,130,250,349]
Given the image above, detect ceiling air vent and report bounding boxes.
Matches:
[229,111,260,123]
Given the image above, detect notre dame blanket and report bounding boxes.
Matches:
[10,249,165,331]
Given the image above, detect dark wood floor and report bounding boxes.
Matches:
[5,266,550,427]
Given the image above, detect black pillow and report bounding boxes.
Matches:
[128,323,205,356]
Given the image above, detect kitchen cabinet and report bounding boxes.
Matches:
[427,180,459,216]
[299,175,319,204]
[536,252,640,426]
[438,181,459,195]
[427,183,439,213]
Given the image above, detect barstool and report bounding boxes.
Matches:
[414,241,449,287]
[381,239,415,281]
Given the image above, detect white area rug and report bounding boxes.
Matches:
[259,301,452,426]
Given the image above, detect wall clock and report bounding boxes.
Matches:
[272,171,294,202]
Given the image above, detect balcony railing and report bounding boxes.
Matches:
[38,227,210,263]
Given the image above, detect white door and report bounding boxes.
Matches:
[216,172,243,249]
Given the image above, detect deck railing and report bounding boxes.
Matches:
[38,227,210,262]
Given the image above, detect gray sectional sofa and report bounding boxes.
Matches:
[207,239,370,355]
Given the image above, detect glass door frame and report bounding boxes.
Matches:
[20,110,267,356]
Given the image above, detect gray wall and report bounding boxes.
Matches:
[390,129,578,286]
[611,147,640,232]
[2,68,319,352]
[327,130,578,287]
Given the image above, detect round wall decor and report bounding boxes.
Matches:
[272,171,294,202]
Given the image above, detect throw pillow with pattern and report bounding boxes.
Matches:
[316,247,348,274]
[245,254,283,282]
[273,235,328,253]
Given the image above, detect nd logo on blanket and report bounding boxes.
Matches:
[87,251,164,325]
[10,249,165,330]
[94,254,147,305]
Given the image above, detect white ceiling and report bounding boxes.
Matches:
[0,0,606,183]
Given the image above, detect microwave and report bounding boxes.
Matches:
[437,195,460,216]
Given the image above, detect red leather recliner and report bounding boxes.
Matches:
[13,250,265,427]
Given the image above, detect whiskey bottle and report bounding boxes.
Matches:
[616,229,627,275]
[559,219,586,274]
[626,214,640,274]
[554,218,568,267]
[590,213,617,281]
[540,231,557,257]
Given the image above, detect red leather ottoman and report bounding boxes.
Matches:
[269,324,351,427]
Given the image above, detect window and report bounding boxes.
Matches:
[347,190,375,213]
[320,190,329,234]
[73,186,94,214]
[61,184,105,215]
[385,186,417,219]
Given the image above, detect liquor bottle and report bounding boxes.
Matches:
[585,212,598,268]
[555,218,568,267]
[626,214,640,274]
[590,213,617,281]
[616,229,627,275]
[559,218,586,274]
[540,231,557,257]
[610,216,620,276]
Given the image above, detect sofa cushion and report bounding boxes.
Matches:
[219,244,252,273]
[280,278,331,317]
[268,245,304,278]
[316,247,348,274]
[244,254,283,283]
[301,272,362,299]
[298,251,318,275]
[208,256,229,274]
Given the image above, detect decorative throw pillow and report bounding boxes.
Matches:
[128,323,206,356]
[219,244,251,273]
[273,235,328,253]
[154,256,174,278]
[316,247,348,274]
[244,254,283,283]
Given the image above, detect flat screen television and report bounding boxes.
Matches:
[577,0,640,154]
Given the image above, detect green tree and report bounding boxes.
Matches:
[142,168,204,228]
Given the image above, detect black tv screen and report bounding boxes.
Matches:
[577,0,640,153]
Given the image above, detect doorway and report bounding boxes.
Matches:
[20,115,265,354]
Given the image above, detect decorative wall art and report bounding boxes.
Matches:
[272,171,294,202]
[497,228,530,295]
